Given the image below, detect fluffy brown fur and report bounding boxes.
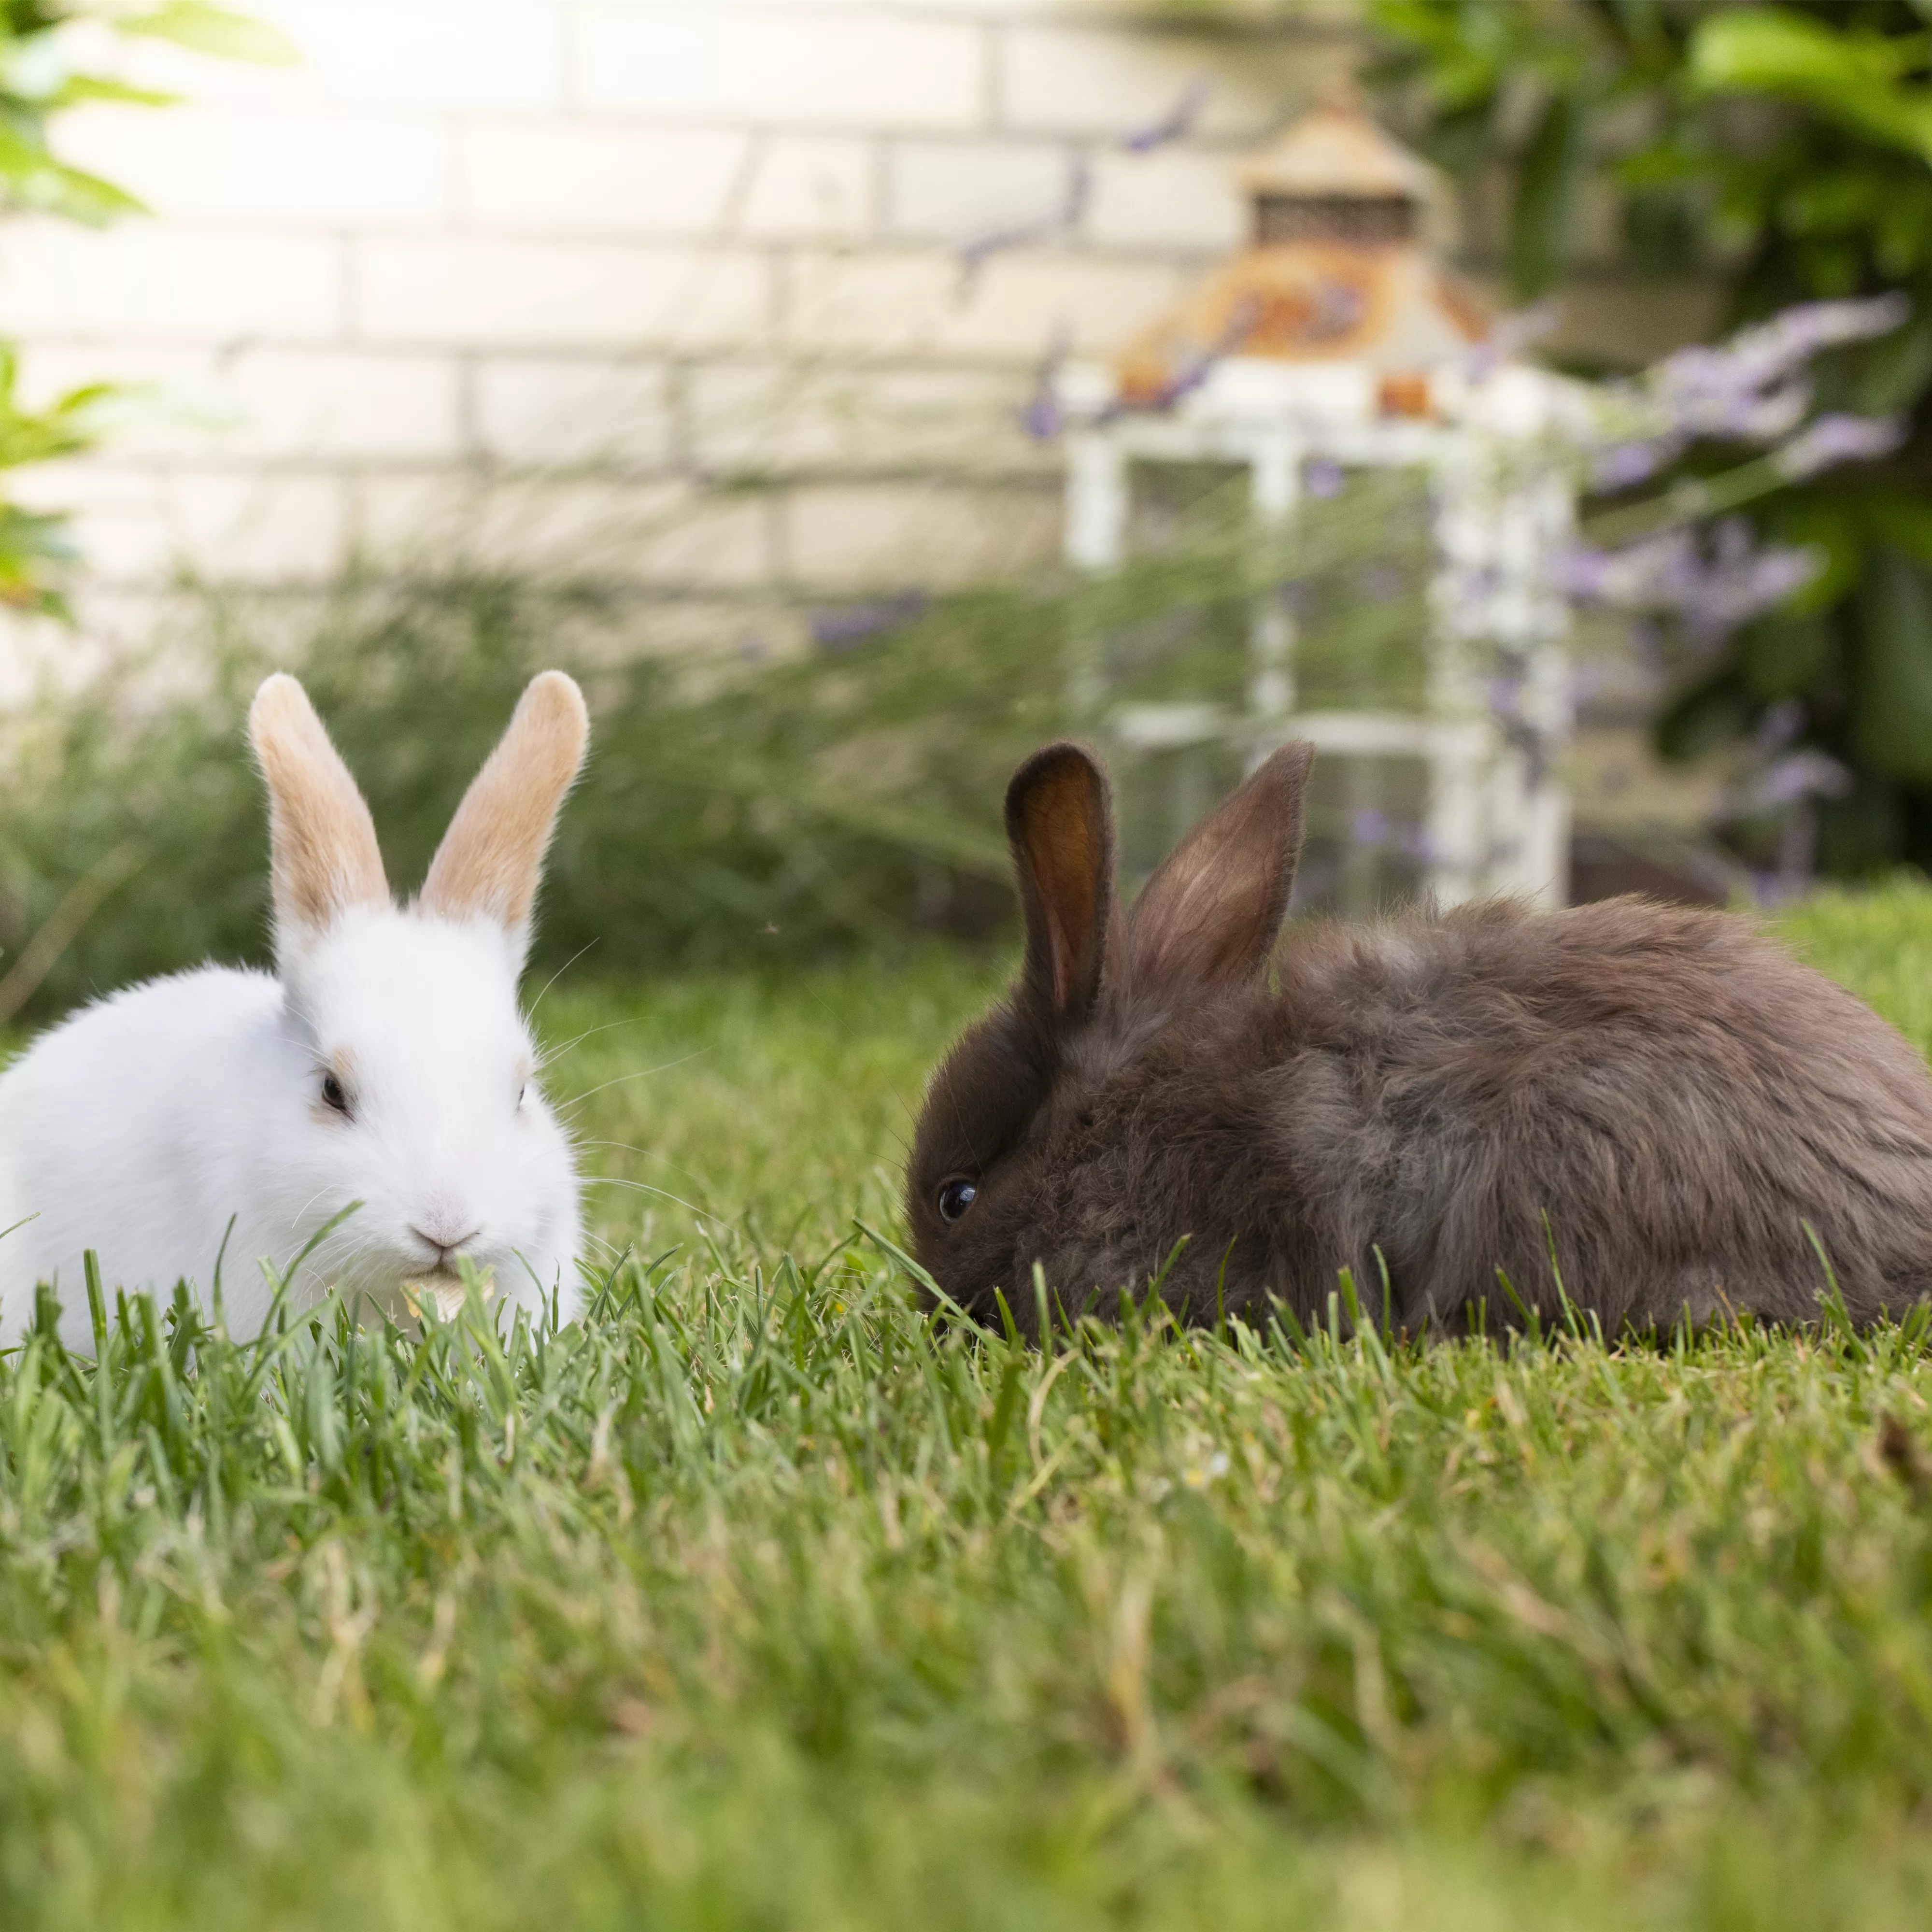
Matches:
[908,740,1932,1339]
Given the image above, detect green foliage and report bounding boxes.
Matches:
[1368,0,1932,876]
[1,891,1932,1921]
[0,470,1431,1015]
[0,2,294,612]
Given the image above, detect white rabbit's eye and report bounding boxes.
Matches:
[518,1084,527,1109]
[320,1072,351,1117]
[936,1177,977,1224]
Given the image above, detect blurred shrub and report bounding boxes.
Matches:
[1367,0,1932,874]
[0,471,1426,1017]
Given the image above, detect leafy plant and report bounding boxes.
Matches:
[0,2,294,612]
[0,471,1435,1018]
[1365,0,1932,875]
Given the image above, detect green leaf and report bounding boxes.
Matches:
[0,123,148,223]
[1866,494,1932,569]
[1763,497,1865,614]
[1691,9,1932,163]
[1508,88,1586,299]
[1656,670,1750,762]
[1851,548,1932,782]
[49,75,182,110]
[116,3,299,66]
[1739,611,1833,699]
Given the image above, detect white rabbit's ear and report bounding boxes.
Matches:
[1121,740,1314,997]
[1006,740,1115,1026]
[418,670,588,957]
[250,674,389,961]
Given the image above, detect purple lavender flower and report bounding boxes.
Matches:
[1020,389,1064,441]
[1305,456,1345,499]
[1487,675,1524,718]
[1604,297,1908,468]
[1752,749,1853,807]
[1682,544,1821,639]
[1593,440,1674,491]
[1019,327,1069,441]
[1559,530,1821,642]
[811,593,929,652]
[1771,412,1906,479]
[1121,76,1213,153]
[959,160,1092,279]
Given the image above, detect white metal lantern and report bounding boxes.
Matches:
[1059,98,1579,909]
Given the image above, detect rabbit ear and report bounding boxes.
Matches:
[418,670,588,954]
[1121,740,1314,996]
[250,674,389,960]
[1006,741,1115,1026]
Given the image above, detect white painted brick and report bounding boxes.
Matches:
[284,2,564,108]
[53,108,448,227]
[14,345,222,460]
[14,463,349,583]
[887,140,1070,240]
[24,347,460,461]
[781,249,962,356]
[571,8,987,130]
[459,124,747,235]
[935,251,1186,356]
[221,351,464,460]
[737,135,874,241]
[783,247,1180,359]
[475,357,674,468]
[0,223,342,341]
[998,26,1350,140]
[783,480,1056,591]
[355,239,770,349]
[1084,148,1245,253]
[689,361,1051,475]
[112,1,567,111]
[355,473,771,586]
[164,470,350,580]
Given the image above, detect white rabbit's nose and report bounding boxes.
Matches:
[411,1218,482,1261]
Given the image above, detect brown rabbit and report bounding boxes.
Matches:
[907,739,1932,1339]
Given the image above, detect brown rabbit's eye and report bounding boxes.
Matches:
[320,1072,350,1117]
[936,1177,977,1224]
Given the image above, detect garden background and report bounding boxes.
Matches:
[4,4,1932,1926]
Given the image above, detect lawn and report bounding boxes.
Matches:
[4,888,1932,1926]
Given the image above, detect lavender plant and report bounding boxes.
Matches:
[1543,294,1912,886]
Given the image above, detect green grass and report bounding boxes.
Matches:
[7,887,1932,1926]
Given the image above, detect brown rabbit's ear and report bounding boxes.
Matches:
[250,674,389,963]
[1006,741,1115,1027]
[418,670,588,958]
[1120,740,1314,996]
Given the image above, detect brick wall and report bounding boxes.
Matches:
[0,0,1711,690]
[0,0,1374,677]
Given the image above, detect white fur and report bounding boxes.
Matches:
[0,905,582,1349]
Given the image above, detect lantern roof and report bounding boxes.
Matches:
[1109,96,1487,407]
[1238,95,1438,205]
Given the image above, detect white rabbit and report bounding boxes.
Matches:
[0,669,590,1349]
